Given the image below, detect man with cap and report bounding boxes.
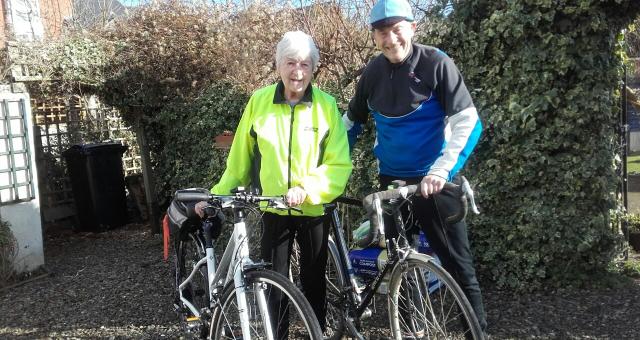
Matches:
[342,0,488,336]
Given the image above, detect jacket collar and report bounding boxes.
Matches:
[273,81,313,107]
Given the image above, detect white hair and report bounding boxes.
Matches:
[275,31,320,72]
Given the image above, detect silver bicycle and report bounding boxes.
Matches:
[168,187,323,339]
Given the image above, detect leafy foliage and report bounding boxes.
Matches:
[417,0,640,290]
[0,219,17,287]
[626,17,640,58]
[95,2,229,123]
[628,213,640,233]
[148,83,248,201]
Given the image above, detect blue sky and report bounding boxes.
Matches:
[119,0,143,6]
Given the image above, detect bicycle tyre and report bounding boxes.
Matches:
[323,237,347,340]
[387,252,483,340]
[175,232,210,337]
[209,269,323,340]
[290,237,346,340]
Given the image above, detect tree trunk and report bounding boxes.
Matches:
[135,117,161,234]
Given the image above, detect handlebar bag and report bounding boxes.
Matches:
[166,188,209,238]
[432,177,467,225]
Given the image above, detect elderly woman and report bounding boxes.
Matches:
[204,31,352,337]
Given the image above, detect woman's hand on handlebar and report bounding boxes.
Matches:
[285,186,307,207]
[194,201,208,218]
[420,174,446,197]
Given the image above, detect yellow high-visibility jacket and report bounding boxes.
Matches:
[212,82,352,216]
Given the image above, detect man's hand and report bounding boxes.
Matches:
[420,175,446,197]
[286,186,307,206]
[194,201,208,218]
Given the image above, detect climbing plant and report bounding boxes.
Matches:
[418,0,640,290]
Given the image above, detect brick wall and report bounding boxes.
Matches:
[0,0,72,45]
[38,0,72,40]
[0,1,7,47]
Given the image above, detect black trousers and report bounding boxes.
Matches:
[380,175,488,332]
[261,212,328,338]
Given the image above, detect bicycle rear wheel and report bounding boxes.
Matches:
[387,252,482,340]
[209,269,323,339]
[323,237,347,340]
[290,237,346,340]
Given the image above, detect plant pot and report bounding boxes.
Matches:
[630,232,640,252]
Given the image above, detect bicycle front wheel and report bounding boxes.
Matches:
[175,232,210,338]
[209,269,323,340]
[387,252,483,340]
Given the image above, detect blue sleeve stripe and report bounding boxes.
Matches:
[343,112,362,151]
[449,118,482,179]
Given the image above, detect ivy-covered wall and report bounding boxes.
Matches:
[420,0,640,290]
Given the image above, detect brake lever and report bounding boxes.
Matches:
[289,206,303,213]
[270,200,303,213]
[461,177,480,214]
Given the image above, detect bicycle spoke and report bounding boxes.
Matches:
[388,255,482,339]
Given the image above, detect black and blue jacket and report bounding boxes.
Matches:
[343,44,482,180]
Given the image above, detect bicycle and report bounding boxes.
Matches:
[166,187,323,339]
[311,179,484,340]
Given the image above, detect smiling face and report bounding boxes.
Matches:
[372,20,416,64]
[278,56,313,103]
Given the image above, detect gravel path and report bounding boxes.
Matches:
[0,224,182,339]
[1,223,639,339]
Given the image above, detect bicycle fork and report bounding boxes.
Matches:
[231,213,275,340]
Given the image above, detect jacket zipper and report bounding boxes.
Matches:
[287,104,295,214]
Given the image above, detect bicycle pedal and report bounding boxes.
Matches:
[184,317,203,334]
[186,315,200,322]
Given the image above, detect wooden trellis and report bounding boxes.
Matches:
[32,95,141,227]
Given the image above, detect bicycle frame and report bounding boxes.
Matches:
[177,200,273,340]
[326,203,413,319]
[326,196,432,335]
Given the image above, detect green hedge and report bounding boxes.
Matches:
[148,83,249,201]
[418,0,640,290]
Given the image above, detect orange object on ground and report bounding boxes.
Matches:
[163,214,170,262]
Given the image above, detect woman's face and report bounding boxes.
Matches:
[279,56,313,101]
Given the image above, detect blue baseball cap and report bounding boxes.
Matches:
[369,0,414,29]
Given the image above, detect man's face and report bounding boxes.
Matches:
[372,20,416,64]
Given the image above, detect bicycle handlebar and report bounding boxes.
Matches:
[358,179,478,248]
[333,196,363,207]
[173,188,298,212]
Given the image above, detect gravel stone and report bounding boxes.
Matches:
[1,223,639,339]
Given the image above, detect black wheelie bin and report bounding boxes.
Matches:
[63,142,129,232]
